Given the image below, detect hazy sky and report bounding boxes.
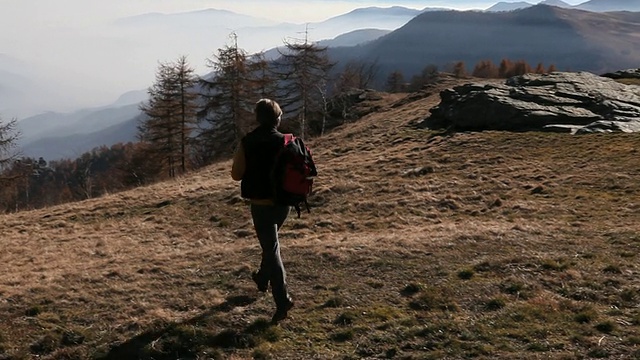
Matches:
[0,0,587,25]
[0,0,587,117]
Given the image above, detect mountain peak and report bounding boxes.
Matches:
[486,1,534,12]
[343,6,421,17]
[540,0,572,7]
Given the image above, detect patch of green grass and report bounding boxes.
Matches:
[409,290,459,312]
[587,348,610,358]
[473,261,498,273]
[252,347,272,360]
[595,321,615,334]
[330,329,354,342]
[457,268,474,280]
[29,333,60,355]
[499,278,535,299]
[366,306,403,322]
[574,309,597,324]
[366,281,384,289]
[526,342,551,352]
[400,282,424,296]
[61,329,86,346]
[323,296,345,308]
[25,305,43,317]
[602,264,622,274]
[484,298,506,311]
[626,336,640,346]
[139,324,219,358]
[246,318,282,343]
[540,258,570,271]
[620,288,637,304]
[334,311,358,326]
[211,329,257,349]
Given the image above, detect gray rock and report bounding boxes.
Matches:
[601,68,640,80]
[424,72,640,133]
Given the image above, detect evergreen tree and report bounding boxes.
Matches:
[248,51,279,100]
[408,64,439,91]
[386,71,406,93]
[139,56,197,178]
[198,33,253,161]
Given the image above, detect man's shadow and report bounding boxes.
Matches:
[97,294,273,360]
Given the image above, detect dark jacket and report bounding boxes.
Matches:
[240,125,284,200]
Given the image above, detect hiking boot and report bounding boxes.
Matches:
[251,271,268,292]
[271,298,294,324]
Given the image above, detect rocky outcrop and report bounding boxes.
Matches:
[423,72,640,134]
[602,68,640,80]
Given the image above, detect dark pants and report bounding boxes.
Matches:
[251,204,291,308]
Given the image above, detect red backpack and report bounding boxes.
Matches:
[272,134,317,217]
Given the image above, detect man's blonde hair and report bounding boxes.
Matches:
[255,99,283,127]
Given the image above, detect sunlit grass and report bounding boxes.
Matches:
[1,87,639,359]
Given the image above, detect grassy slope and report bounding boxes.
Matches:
[1,82,640,359]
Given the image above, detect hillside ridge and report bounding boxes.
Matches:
[1,80,640,359]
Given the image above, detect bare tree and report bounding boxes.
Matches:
[274,28,334,138]
[472,60,500,78]
[0,117,20,171]
[334,59,379,93]
[248,51,279,100]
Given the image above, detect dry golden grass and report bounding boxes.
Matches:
[1,81,640,359]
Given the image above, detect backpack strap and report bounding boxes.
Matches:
[283,133,294,146]
[292,200,311,219]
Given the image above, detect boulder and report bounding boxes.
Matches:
[423,72,640,134]
[601,68,640,80]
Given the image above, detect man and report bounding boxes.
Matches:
[231,98,294,324]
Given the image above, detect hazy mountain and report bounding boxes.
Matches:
[576,0,640,12]
[263,28,391,60]
[486,0,639,13]
[486,2,534,12]
[328,5,640,84]
[21,114,141,160]
[110,90,148,108]
[17,103,142,158]
[318,6,422,29]
[114,8,277,29]
[235,6,420,54]
[0,69,31,117]
[17,2,640,162]
[540,0,572,7]
[0,54,43,118]
[9,6,423,160]
[318,29,391,48]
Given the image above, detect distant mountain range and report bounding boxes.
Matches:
[9,2,640,161]
[330,4,640,83]
[17,98,145,160]
[13,6,421,161]
[487,0,640,12]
